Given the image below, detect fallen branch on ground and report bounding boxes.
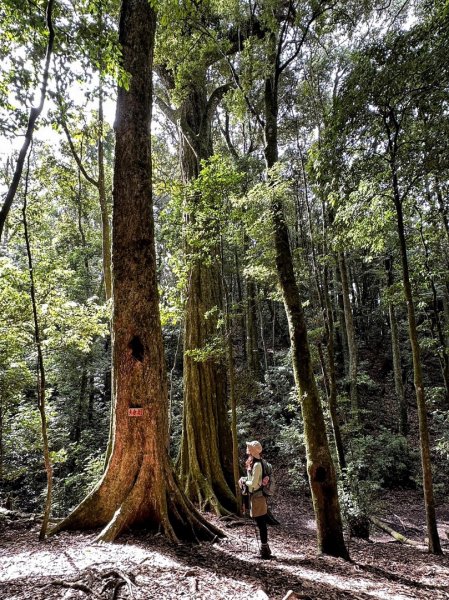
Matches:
[370,516,422,546]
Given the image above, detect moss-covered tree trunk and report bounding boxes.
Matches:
[386,112,441,554]
[263,34,348,559]
[175,81,236,514]
[391,179,442,555]
[50,0,222,544]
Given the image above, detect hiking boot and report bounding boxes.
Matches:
[260,543,272,559]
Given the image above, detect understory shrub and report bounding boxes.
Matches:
[346,430,417,489]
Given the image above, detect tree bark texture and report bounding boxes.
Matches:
[176,80,236,514]
[263,39,348,558]
[386,257,407,435]
[393,190,442,554]
[387,118,441,553]
[50,0,222,543]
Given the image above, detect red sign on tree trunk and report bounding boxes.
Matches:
[128,408,143,417]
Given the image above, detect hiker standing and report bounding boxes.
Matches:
[239,440,272,559]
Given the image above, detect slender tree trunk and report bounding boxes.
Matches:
[87,374,95,424]
[98,83,112,301]
[263,35,347,558]
[303,159,346,468]
[385,256,407,435]
[417,190,449,406]
[50,0,222,543]
[258,299,269,373]
[246,277,260,378]
[334,262,349,372]
[72,362,88,442]
[387,117,441,553]
[338,252,359,416]
[22,157,52,541]
[222,267,242,515]
[234,248,247,364]
[323,264,346,469]
[0,0,55,240]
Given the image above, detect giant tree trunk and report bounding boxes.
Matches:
[176,82,236,514]
[263,41,348,558]
[50,0,222,543]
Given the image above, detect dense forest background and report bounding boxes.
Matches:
[1,0,449,563]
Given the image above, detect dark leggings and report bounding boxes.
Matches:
[255,515,268,544]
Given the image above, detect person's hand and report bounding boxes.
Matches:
[238,476,246,486]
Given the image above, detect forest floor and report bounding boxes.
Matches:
[1,489,449,600]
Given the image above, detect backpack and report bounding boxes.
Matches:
[261,458,276,497]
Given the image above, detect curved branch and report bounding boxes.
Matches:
[154,95,180,126]
[0,0,55,240]
[205,83,233,125]
[58,112,99,189]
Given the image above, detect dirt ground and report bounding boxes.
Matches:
[1,490,449,600]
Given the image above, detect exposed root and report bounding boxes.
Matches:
[101,569,136,598]
[182,471,236,517]
[46,579,102,598]
[168,478,225,542]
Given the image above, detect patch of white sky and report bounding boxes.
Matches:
[273,0,418,159]
[1,0,419,186]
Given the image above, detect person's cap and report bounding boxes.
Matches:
[246,440,262,456]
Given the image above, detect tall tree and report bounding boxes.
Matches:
[233,0,349,558]
[51,0,222,542]
[154,3,260,513]
[330,15,447,553]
